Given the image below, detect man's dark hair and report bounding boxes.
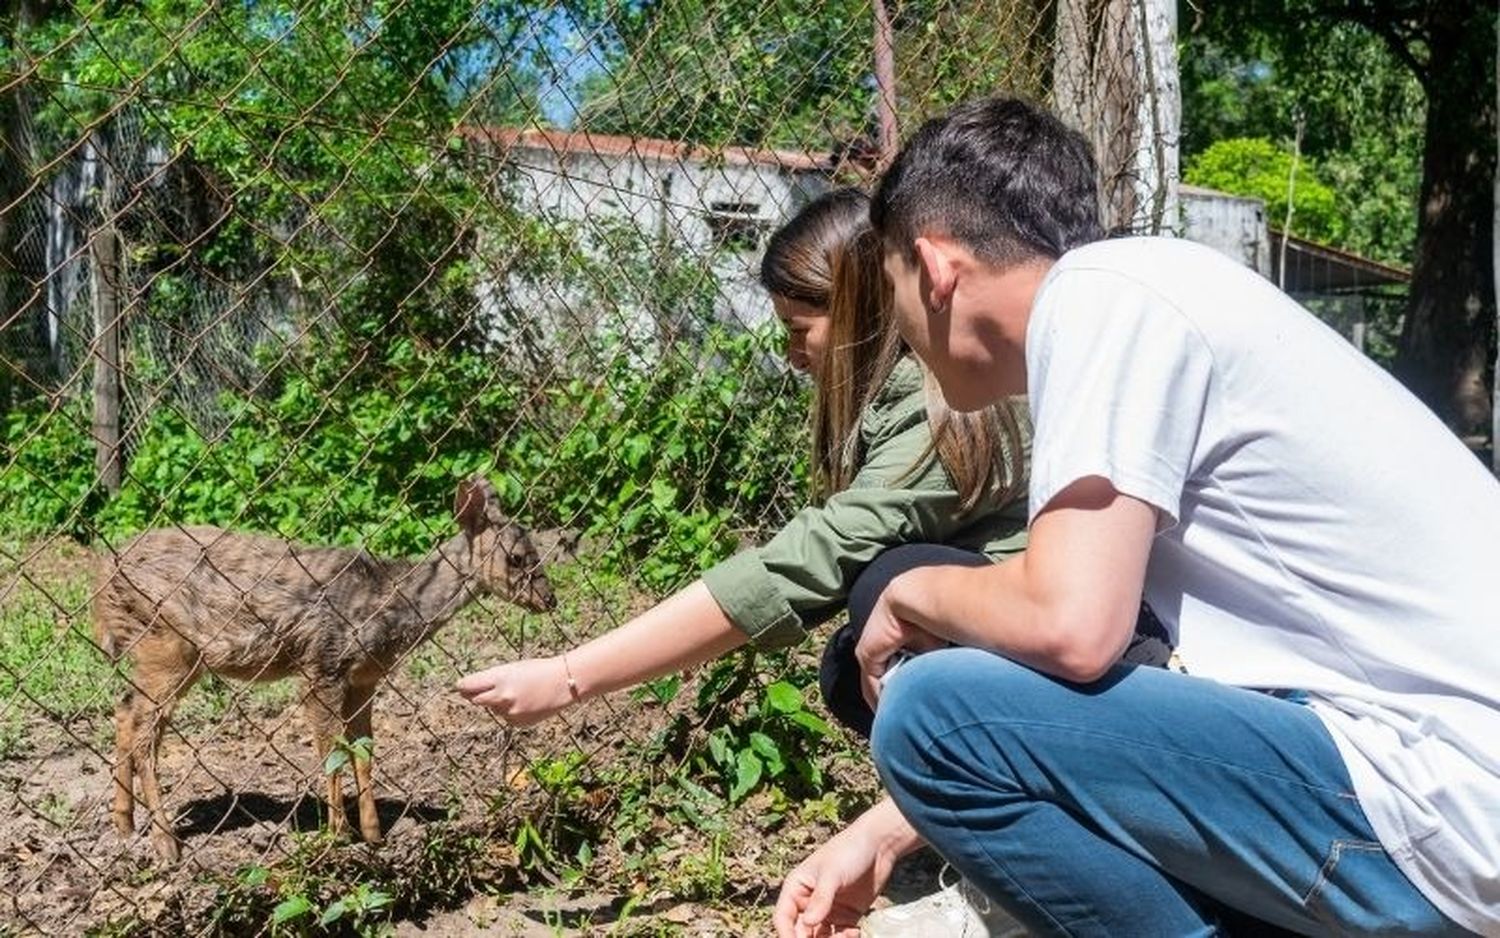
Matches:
[871,97,1102,266]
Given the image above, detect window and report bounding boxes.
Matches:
[706,201,766,251]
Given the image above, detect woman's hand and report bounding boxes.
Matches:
[455,657,575,726]
[854,571,947,709]
[773,808,906,938]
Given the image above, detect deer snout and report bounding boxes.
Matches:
[526,577,558,612]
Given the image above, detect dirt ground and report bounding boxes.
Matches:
[0,541,909,937]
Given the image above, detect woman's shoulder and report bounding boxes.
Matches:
[859,358,927,445]
[870,356,924,407]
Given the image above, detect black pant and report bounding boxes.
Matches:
[818,543,1175,739]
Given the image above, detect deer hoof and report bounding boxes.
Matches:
[150,828,181,864]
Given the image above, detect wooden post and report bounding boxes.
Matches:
[872,0,898,170]
[90,135,122,493]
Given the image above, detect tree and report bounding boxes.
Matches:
[1184,137,1346,245]
[575,0,872,149]
[1187,1,1496,435]
[1055,0,1181,234]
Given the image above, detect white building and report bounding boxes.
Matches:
[463,127,838,358]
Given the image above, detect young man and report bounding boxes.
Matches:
[773,97,1499,937]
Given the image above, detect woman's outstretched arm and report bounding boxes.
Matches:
[456,580,747,725]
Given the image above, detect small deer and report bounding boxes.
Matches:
[95,477,555,862]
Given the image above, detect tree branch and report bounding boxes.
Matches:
[1312,1,1430,86]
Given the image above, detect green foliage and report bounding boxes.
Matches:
[210,840,412,937]
[509,326,808,591]
[0,403,103,541]
[1180,14,1422,265]
[651,651,838,807]
[577,0,871,148]
[322,736,374,780]
[512,750,602,881]
[0,323,806,594]
[1184,137,1345,246]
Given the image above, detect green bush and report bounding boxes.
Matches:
[0,326,808,594]
[509,326,808,590]
[1185,137,1347,246]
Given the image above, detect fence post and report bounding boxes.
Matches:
[872,0,898,170]
[90,134,122,494]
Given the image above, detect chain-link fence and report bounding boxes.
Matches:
[0,2,1185,933]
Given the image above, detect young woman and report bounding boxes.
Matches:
[456,188,1156,730]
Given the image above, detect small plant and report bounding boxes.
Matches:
[512,750,606,882]
[322,735,375,780]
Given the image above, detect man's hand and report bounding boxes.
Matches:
[455,657,574,726]
[854,570,948,708]
[773,805,910,938]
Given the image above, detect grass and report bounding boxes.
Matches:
[0,558,110,759]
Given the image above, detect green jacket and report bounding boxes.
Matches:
[702,358,1029,649]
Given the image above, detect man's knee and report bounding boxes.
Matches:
[870,648,1030,782]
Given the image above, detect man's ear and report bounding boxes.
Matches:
[914,236,956,313]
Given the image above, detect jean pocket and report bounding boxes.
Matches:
[1301,838,1447,936]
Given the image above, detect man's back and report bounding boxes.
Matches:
[1028,235,1500,927]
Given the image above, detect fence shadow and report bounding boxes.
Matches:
[174,791,446,837]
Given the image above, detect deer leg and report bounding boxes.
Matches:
[345,682,381,844]
[131,652,202,863]
[303,682,349,838]
[111,688,138,836]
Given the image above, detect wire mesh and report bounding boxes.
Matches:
[0,2,1184,933]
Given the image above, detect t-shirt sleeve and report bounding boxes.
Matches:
[1026,267,1215,529]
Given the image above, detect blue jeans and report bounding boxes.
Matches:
[872,648,1472,937]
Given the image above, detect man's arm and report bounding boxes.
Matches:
[773,796,925,938]
[858,476,1157,694]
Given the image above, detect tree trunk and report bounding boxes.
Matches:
[1053,0,1179,235]
[1394,5,1497,436]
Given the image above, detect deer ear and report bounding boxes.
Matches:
[454,478,488,536]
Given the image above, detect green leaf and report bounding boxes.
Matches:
[319,899,348,926]
[749,731,785,776]
[272,895,314,924]
[730,749,763,802]
[765,681,803,714]
[323,747,351,777]
[788,710,835,738]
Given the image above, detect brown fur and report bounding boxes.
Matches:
[94,477,555,861]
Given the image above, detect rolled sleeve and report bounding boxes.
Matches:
[702,550,806,649]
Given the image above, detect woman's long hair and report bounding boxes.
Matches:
[761,188,1026,512]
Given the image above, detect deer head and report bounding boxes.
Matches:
[455,477,557,613]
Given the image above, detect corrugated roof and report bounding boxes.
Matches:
[460,126,834,173]
[1269,228,1411,295]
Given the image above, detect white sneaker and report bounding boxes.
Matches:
[862,867,1028,937]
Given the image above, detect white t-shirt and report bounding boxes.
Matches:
[1026,237,1500,935]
